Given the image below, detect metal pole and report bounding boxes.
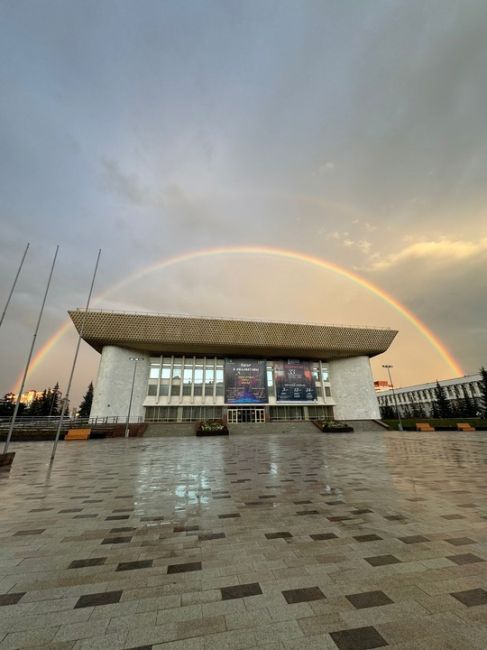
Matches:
[0,243,30,331]
[124,358,139,438]
[3,245,59,454]
[384,364,403,432]
[50,249,101,463]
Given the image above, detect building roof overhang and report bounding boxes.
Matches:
[68,310,397,360]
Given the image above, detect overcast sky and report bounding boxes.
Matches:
[1,0,486,405]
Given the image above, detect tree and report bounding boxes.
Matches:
[434,381,452,418]
[380,404,396,419]
[411,402,426,418]
[48,382,61,416]
[479,367,487,417]
[78,382,94,418]
[0,393,25,417]
[27,391,46,417]
[460,389,475,418]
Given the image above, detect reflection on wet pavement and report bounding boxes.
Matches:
[1,431,487,649]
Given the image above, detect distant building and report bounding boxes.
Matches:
[374,380,392,391]
[9,389,44,406]
[377,374,483,417]
[69,309,397,424]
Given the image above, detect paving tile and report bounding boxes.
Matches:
[353,535,382,543]
[445,538,475,546]
[117,560,154,571]
[75,590,123,608]
[398,535,430,544]
[265,532,292,540]
[364,555,401,567]
[0,592,25,606]
[198,533,225,541]
[282,587,325,604]
[447,554,484,565]
[346,591,394,610]
[310,533,338,541]
[451,588,487,607]
[221,583,263,600]
[330,625,388,649]
[69,558,106,569]
[167,562,202,574]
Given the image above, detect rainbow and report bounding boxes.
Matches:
[13,245,463,390]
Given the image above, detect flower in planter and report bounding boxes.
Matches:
[199,419,227,432]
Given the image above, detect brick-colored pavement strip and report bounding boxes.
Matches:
[1,431,487,649]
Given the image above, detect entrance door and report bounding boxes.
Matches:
[227,408,266,424]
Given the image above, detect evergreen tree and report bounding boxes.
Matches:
[381,404,395,419]
[461,389,475,418]
[479,367,487,417]
[78,382,94,418]
[430,396,440,419]
[0,393,25,417]
[27,392,45,416]
[411,402,426,419]
[434,381,452,418]
[48,383,61,416]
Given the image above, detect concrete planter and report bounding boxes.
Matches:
[196,428,229,437]
[0,452,15,470]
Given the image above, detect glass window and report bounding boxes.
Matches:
[183,368,193,384]
[171,384,181,396]
[183,383,192,396]
[321,366,329,382]
[172,365,181,380]
[194,368,203,384]
[147,384,157,396]
[159,384,169,396]
[312,364,320,381]
[150,366,160,379]
[267,370,273,386]
[205,368,214,385]
[325,386,331,397]
[161,367,171,379]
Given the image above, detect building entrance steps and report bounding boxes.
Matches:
[230,421,318,435]
[144,423,196,437]
[346,419,387,432]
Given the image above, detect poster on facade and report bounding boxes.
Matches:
[224,359,268,404]
[274,360,317,401]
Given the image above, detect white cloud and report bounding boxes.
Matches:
[370,237,487,270]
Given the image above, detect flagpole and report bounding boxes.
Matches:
[50,249,101,463]
[0,243,30,331]
[3,245,59,454]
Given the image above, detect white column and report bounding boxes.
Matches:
[328,356,380,420]
[90,346,150,421]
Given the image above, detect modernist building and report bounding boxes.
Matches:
[377,373,484,418]
[69,310,397,424]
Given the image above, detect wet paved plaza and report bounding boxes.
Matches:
[1,431,487,650]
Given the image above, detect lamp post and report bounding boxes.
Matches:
[125,357,140,438]
[382,364,403,431]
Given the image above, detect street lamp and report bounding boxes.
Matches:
[125,357,140,439]
[382,364,403,431]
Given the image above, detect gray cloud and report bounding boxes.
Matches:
[1,0,486,402]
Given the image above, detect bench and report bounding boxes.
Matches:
[416,422,435,432]
[457,423,476,432]
[65,428,91,441]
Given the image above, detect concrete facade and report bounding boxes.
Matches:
[329,356,381,420]
[376,373,484,417]
[72,311,396,423]
[90,346,150,422]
